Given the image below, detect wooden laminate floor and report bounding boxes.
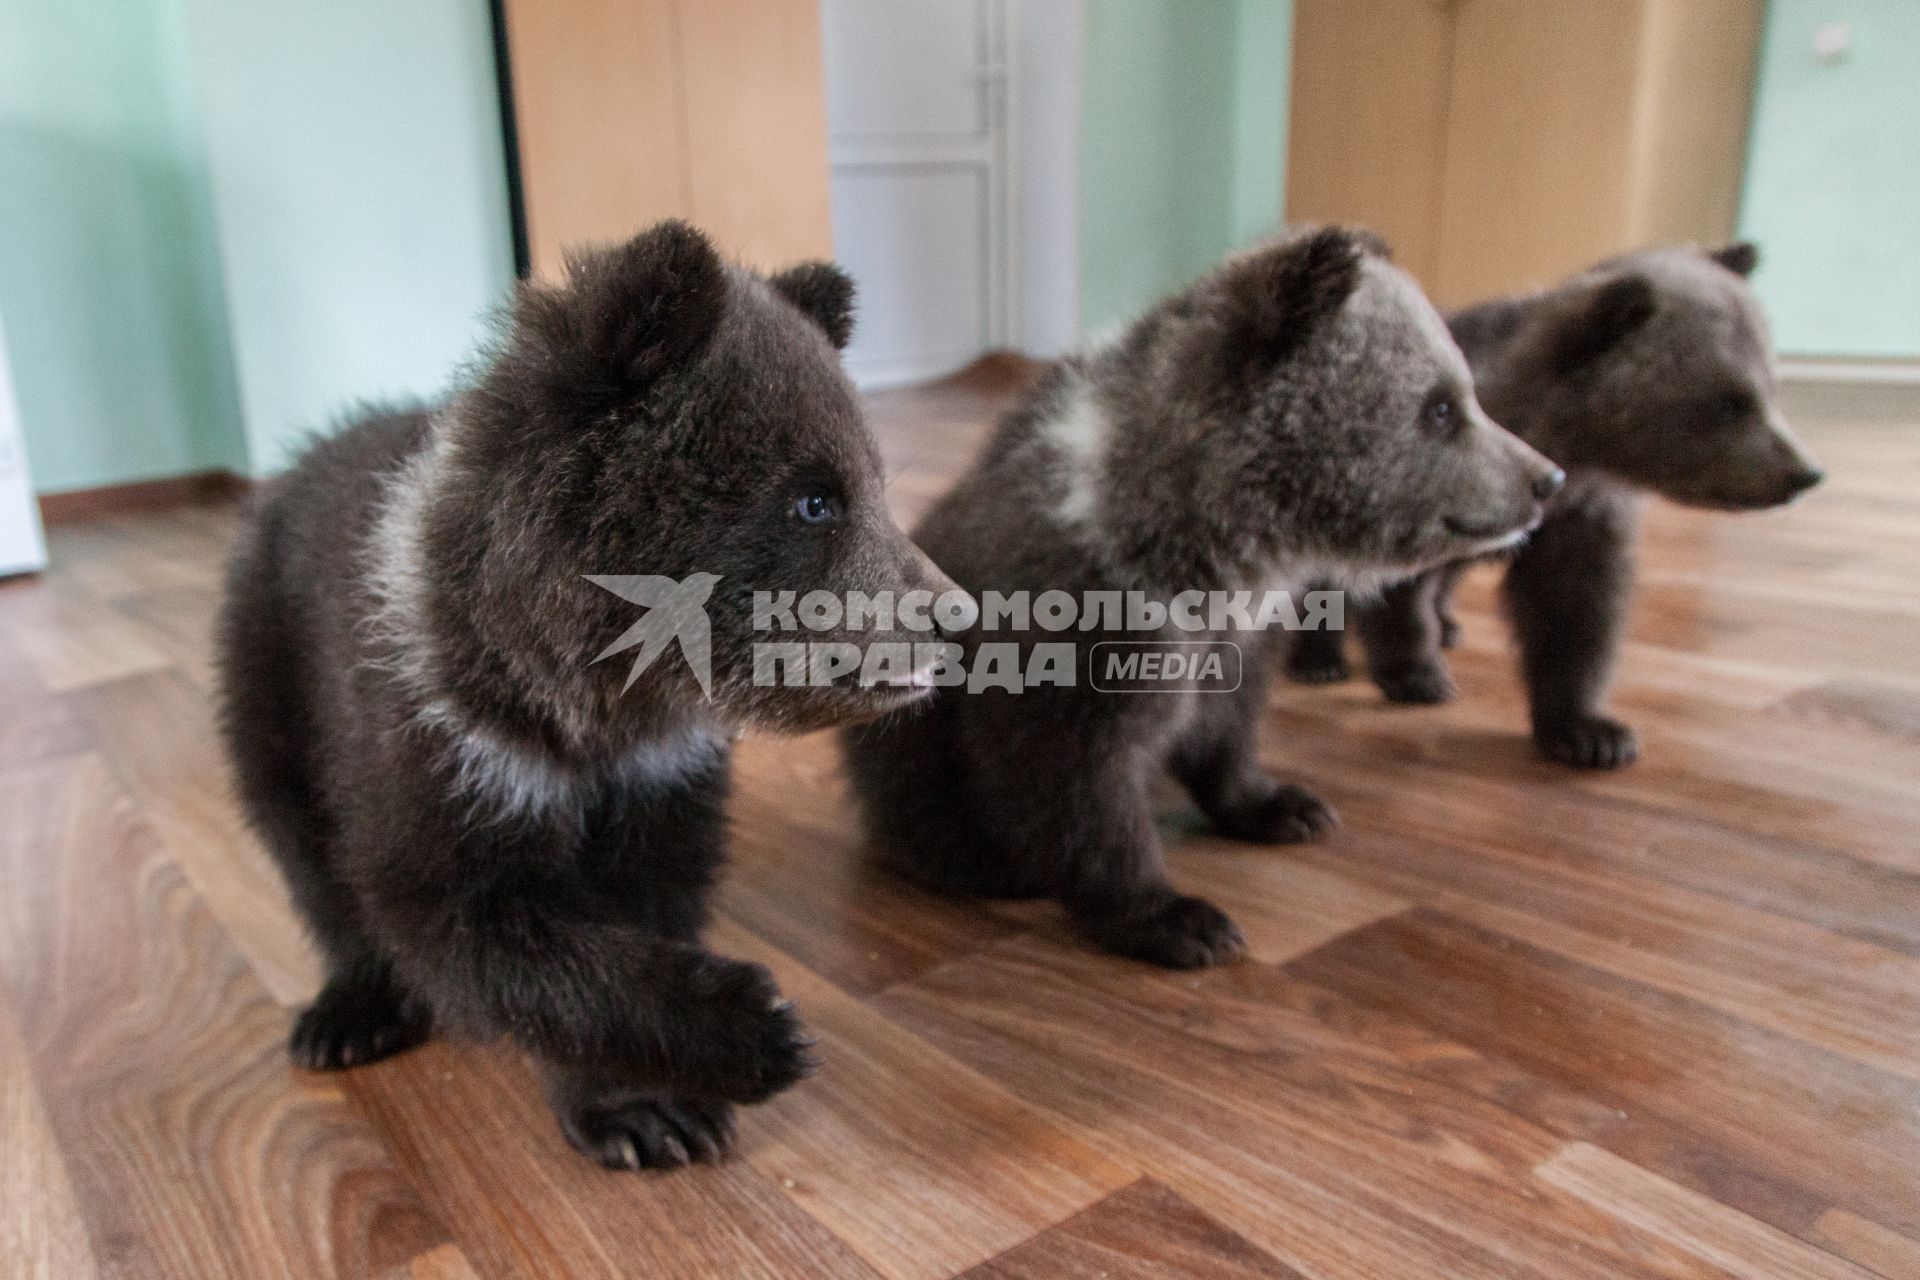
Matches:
[3,367,1918,1279]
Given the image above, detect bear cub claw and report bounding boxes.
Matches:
[1536,714,1639,770]
[1375,659,1458,705]
[290,974,431,1071]
[1092,895,1247,970]
[1214,783,1339,845]
[561,1095,738,1171]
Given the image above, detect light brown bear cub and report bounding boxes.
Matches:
[1286,244,1823,768]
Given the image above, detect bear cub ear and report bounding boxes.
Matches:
[769,261,858,350]
[1710,242,1761,277]
[1218,226,1368,374]
[511,220,729,411]
[1548,274,1658,375]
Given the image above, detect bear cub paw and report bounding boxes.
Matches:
[290,971,431,1071]
[1285,640,1350,685]
[1213,783,1339,845]
[679,958,820,1105]
[1091,895,1247,970]
[1535,715,1639,770]
[1374,659,1458,705]
[560,1095,738,1171]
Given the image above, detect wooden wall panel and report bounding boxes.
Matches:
[502,0,690,280]
[676,0,835,270]
[502,0,833,280]
[1626,0,1766,249]
[1285,0,1456,283]
[1289,0,1764,309]
[1431,0,1647,306]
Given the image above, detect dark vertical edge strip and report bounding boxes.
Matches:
[489,0,532,280]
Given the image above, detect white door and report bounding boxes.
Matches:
[0,311,47,578]
[822,0,1012,387]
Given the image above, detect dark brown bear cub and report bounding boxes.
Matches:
[216,222,954,1170]
[843,229,1563,969]
[1286,244,1823,768]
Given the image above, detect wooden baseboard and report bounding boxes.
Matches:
[38,470,251,525]
[1779,357,1920,387]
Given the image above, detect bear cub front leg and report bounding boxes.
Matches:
[549,1065,743,1171]
[1172,671,1339,845]
[1078,888,1246,971]
[976,741,1246,970]
[538,949,815,1169]
[1503,497,1641,769]
[1359,571,1459,705]
[1284,624,1351,685]
[290,952,432,1072]
[542,956,814,1170]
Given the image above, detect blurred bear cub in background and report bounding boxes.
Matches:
[1287,244,1823,769]
[217,222,957,1171]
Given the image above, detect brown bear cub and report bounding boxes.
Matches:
[1285,244,1823,768]
[216,222,956,1170]
[842,228,1564,969]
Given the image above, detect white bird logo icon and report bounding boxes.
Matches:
[585,573,721,698]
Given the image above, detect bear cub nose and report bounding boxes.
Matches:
[1785,466,1825,496]
[1533,467,1568,501]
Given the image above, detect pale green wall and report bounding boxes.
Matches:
[9,2,1310,491]
[0,0,245,494]
[1740,0,1920,358]
[0,0,512,494]
[183,0,515,475]
[1230,0,1293,246]
[1078,0,1292,336]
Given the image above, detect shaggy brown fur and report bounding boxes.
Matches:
[1287,244,1823,768]
[843,228,1562,969]
[216,222,955,1170]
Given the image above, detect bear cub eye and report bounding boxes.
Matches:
[1715,391,1753,426]
[793,494,843,525]
[1420,386,1464,438]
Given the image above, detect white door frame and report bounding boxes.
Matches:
[1009,0,1081,359]
[826,0,1081,385]
[0,311,47,577]
[828,0,1011,386]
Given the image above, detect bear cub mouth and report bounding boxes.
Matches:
[1443,507,1544,547]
